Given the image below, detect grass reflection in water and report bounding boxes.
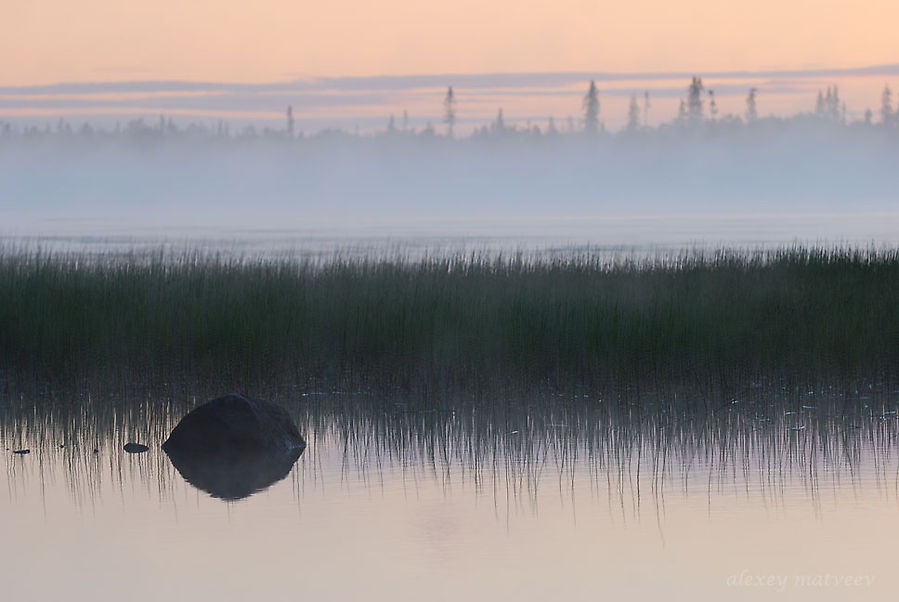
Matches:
[2,384,897,518]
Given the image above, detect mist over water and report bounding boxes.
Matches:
[2,126,899,249]
[4,70,899,250]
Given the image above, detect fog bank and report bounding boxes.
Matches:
[2,120,898,246]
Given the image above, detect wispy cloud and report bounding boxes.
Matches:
[4,64,898,96]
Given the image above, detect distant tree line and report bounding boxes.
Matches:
[1,78,897,144]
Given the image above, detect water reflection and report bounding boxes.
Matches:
[2,383,897,514]
[164,445,304,500]
[3,384,899,601]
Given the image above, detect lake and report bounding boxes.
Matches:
[2,384,897,601]
[6,211,899,254]
[2,229,897,600]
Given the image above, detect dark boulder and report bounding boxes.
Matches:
[123,443,149,454]
[162,394,306,500]
[162,394,305,455]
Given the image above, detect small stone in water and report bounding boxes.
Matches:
[13,449,30,454]
[123,443,149,454]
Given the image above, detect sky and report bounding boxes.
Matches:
[2,1,898,131]
[4,0,899,85]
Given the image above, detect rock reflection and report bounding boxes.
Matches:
[164,445,304,500]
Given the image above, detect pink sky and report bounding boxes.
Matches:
[4,0,898,85]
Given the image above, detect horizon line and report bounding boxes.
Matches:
[3,63,899,95]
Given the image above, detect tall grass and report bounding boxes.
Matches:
[1,246,897,393]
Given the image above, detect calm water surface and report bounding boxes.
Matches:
[5,210,899,258]
[2,387,897,601]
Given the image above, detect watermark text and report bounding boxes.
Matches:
[726,570,875,592]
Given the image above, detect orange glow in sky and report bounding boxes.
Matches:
[3,0,898,85]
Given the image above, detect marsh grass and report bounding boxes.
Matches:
[1,245,897,395]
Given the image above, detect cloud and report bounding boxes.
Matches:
[3,64,898,97]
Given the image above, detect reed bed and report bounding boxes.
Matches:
[1,245,897,394]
